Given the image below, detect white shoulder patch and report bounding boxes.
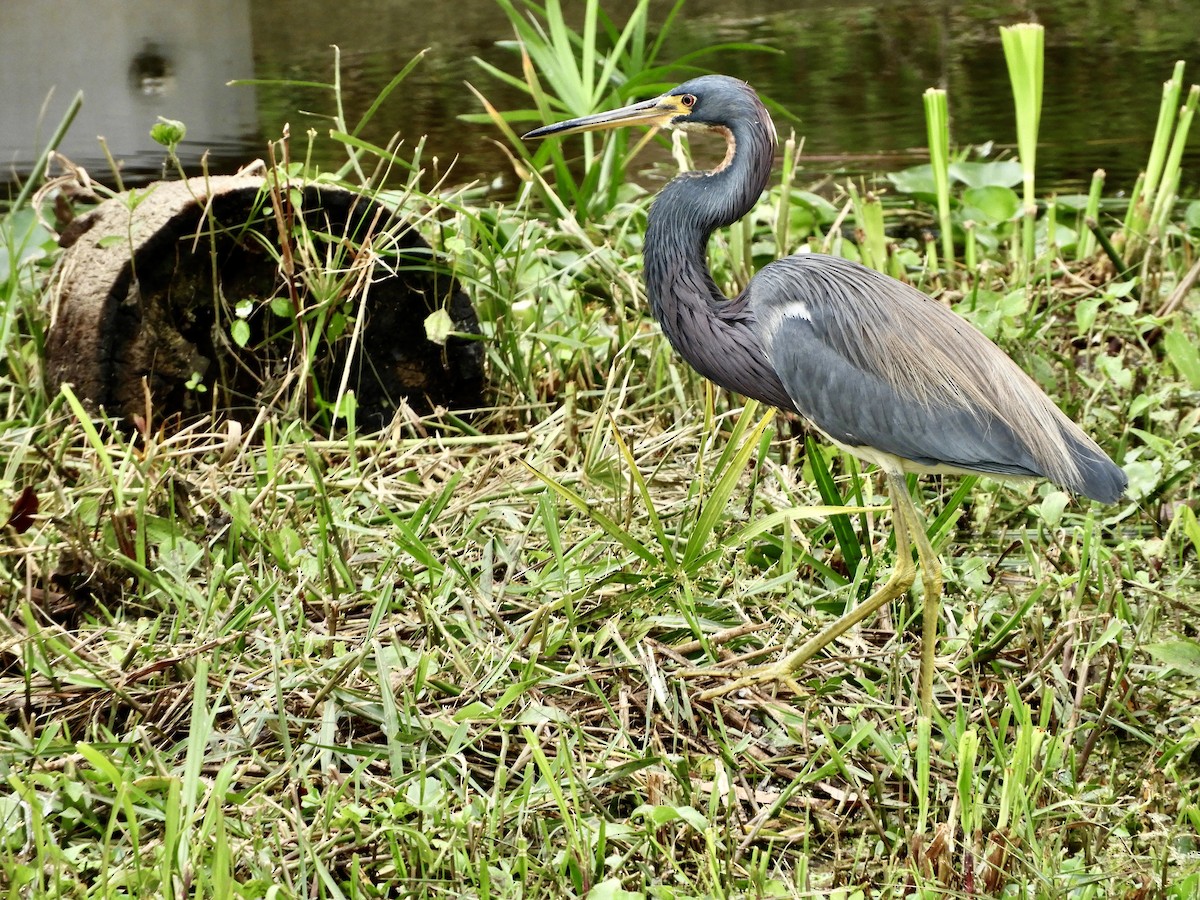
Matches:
[757,297,813,359]
[780,300,812,321]
[754,296,812,336]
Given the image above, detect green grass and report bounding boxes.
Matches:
[3,5,1200,897]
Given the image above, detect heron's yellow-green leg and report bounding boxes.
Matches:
[697,469,917,701]
[900,488,944,719]
[879,471,944,716]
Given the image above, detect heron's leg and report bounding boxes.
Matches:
[901,491,944,718]
[697,468,917,700]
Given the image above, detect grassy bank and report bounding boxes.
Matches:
[3,6,1200,898]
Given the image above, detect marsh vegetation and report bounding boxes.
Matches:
[2,2,1199,896]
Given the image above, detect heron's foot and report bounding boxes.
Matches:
[694,658,808,701]
[692,550,918,703]
[689,639,823,700]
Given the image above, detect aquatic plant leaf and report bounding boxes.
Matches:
[886,164,937,199]
[949,160,1023,189]
[962,185,1021,224]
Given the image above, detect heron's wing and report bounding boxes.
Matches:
[747,254,1123,500]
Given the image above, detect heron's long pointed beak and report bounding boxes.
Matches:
[522,94,689,140]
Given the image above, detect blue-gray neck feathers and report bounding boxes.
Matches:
[642,83,796,412]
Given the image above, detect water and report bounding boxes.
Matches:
[3,0,1199,195]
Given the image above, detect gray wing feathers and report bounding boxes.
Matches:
[748,254,1126,503]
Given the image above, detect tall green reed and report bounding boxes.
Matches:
[924,88,954,270]
[1000,23,1044,272]
[1122,61,1199,265]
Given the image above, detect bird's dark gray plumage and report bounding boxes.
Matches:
[751,255,1127,502]
[523,74,1126,712]
[619,74,1125,504]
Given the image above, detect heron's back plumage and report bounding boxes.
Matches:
[749,254,1127,503]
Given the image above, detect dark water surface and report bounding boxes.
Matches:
[3,0,1199,195]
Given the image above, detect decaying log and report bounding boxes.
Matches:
[45,171,483,429]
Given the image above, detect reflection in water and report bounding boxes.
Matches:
[2,0,1198,193]
[130,47,176,99]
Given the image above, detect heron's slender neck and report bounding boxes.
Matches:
[643,108,796,411]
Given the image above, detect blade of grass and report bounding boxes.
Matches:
[608,418,676,572]
[524,462,661,568]
[926,475,978,548]
[956,583,1049,671]
[10,90,84,213]
[681,406,775,573]
[731,504,876,546]
[805,435,864,576]
[59,383,123,507]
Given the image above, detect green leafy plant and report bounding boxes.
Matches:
[1122,61,1199,264]
[467,0,767,216]
[149,116,187,179]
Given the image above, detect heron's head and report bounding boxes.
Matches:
[522,74,770,141]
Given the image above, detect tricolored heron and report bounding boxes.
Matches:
[523,75,1126,715]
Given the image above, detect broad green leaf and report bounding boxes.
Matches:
[404,777,445,813]
[1173,504,1200,558]
[1053,193,1092,211]
[1075,297,1102,333]
[1085,618,1127,663]
[230,319,251,348]
[1164,325,1200,389]
[1037,491,1069,527]
[632,804,708,831]
[1105,279,1139,299]
[791,190,839,221]
[586,879,644,900]
[452,701,494,722]
[150,117,187,147]
[1145,639,1200,677]
[515,704,572,725]
[949,159,1024,189]
[961,185,1021,223]
[1186,199,1200,232]
[1121,458,1158,500]
[886,164,937,198]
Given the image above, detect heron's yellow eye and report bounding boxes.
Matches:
[680,94,697,108]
